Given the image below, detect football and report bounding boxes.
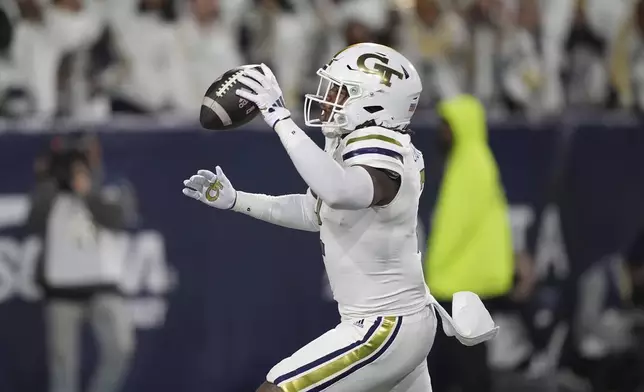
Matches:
[200,65,262,131]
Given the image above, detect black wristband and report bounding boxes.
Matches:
[227,192,238,210]
[272,115,292,130]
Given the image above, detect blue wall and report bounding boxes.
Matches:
[0,120,642,392]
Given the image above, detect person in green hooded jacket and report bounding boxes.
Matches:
[424,94,514,392]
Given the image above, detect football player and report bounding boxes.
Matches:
[183,43,495,392]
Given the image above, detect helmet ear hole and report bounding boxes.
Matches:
[364,105,384,114]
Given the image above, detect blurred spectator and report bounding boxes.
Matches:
[465,0,502,105]
[311,0,343,62]
[10,0,106,118]
[344,19,375,46]
[272,1,318,108]
[172,0,244,114]
[610,0,644,112]
[0,3,16,116]
[80,26,120,121]
[563,0,610,108]
[396,0,468,106]
[107,0,184,114]
[487,252,537,379]
[27,136,136,392]
[0,4,10,53]
[240,0,283,68]
[241,0,315,108]
[0,0,643,118]
[540,0,629,114]
[565,256,640,392]
[498,0,544,114]
[311,0,390,76]
[75,133,140,228]
[540,0,575,114]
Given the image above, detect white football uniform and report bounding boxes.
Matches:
[267,127,436,392]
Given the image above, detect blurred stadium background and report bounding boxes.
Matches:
[0,0,643,391]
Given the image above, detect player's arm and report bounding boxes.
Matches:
[359,166,401,206]
[341,127,406,206]
[234,65,402,208]
[182,167,319,232]
[232,189,320,232]
[273,121,403,209]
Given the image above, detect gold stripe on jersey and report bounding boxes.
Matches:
[346,134,403,147]
[280,317,400,392]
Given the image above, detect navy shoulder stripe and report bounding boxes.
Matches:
[342,147,403,163]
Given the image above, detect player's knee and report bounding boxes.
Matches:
[256,381,282,392]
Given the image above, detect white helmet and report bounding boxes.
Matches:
[304,43,422,137]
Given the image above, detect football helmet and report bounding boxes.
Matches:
[304,43,422,137]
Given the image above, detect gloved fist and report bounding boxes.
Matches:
[182,166,237,210]
[236,63,291,129]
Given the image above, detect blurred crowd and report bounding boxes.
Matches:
[0,0,643,121]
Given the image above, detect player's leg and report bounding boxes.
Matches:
[262,307,437,392]
[381,307,436,392]
[390,361,432,392]
[264,316,404,392]
[329,307,436,392]
[266,308,436,392]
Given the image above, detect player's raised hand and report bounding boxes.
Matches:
[235,63,291,129]
[182,166,237,210]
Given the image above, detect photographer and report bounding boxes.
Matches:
[26,143,134,392]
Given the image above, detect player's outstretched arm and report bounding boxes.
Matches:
[182,167,319,232]
[272,119,398,209]
[236,64,397,209]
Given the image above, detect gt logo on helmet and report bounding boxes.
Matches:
[357,53,405,87]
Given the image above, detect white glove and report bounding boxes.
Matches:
[236,63,292,129]
[182,166,237,210]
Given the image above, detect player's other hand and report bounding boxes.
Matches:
[182,166,237,210]
[235,63,291,129]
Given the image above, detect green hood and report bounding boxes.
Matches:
[425,95,513,300]
[438,95,487,147]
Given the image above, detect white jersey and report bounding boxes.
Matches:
[315,126,431,320]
